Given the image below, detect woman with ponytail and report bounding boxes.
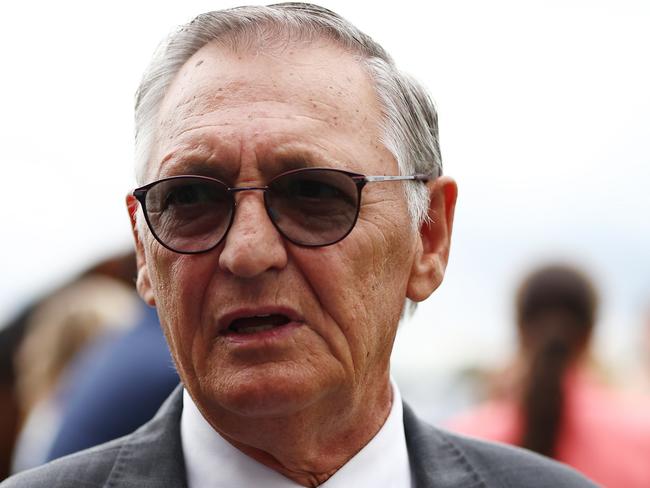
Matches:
[447,264,650,487]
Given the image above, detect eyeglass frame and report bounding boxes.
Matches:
[132,167,432,254]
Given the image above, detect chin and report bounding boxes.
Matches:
[199,363,341,418]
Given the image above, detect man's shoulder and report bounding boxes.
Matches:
[438,429,597,487]
[1,437,124,487]
[403,403,598,487]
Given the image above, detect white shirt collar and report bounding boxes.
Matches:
[180,380,413,488]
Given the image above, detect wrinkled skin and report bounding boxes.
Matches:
[128,40,457,486]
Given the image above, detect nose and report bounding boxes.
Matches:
[218,191,288,278]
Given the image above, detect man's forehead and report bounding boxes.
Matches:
[157,39,379,127]
[147,39,392,180]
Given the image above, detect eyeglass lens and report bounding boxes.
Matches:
[142,169,361,253]
[143,178,234,253]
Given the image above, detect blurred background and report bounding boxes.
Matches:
[1,0,649,480]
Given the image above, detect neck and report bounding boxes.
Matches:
[196,380,393,487]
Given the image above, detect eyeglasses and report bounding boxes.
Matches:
[133,167,430,254]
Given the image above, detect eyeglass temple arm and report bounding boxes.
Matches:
[363,174,431,183]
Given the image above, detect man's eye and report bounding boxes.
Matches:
[164,185,208,208]
[290,180,342,200]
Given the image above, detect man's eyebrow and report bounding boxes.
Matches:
[272,155,317,172]
[270,147,349,172]
[160,158,234,181]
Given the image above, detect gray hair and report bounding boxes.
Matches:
[134,2,442,229]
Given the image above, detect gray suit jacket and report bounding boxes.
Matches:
[1,386,597,487]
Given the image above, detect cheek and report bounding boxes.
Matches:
[146,244,216,364]
[299,221,415,356]
[355,211,416,296]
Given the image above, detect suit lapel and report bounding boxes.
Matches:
[403,402,485,488]
[104,384,187,488]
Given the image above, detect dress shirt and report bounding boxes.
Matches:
[181,380,413,487]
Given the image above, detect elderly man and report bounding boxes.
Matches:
[3,3,596,487]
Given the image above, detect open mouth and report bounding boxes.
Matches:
[225,314,292,335]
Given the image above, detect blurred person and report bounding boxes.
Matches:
[2,4,595,487]
[38,250,178,462]
[0,252,144,479]
[45,301,178,461]
[447,264,650,487]
[6,251,179,476]
[10,275,139,473]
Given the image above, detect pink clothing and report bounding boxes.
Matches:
[446,371,650,488]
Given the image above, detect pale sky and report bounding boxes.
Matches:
[2,1,649,413]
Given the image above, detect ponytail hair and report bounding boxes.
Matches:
[515,265,597,457]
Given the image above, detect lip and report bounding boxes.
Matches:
[216,306,305,335]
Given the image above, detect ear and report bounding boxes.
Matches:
[406,176,458,302]
[126,194,156,306]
